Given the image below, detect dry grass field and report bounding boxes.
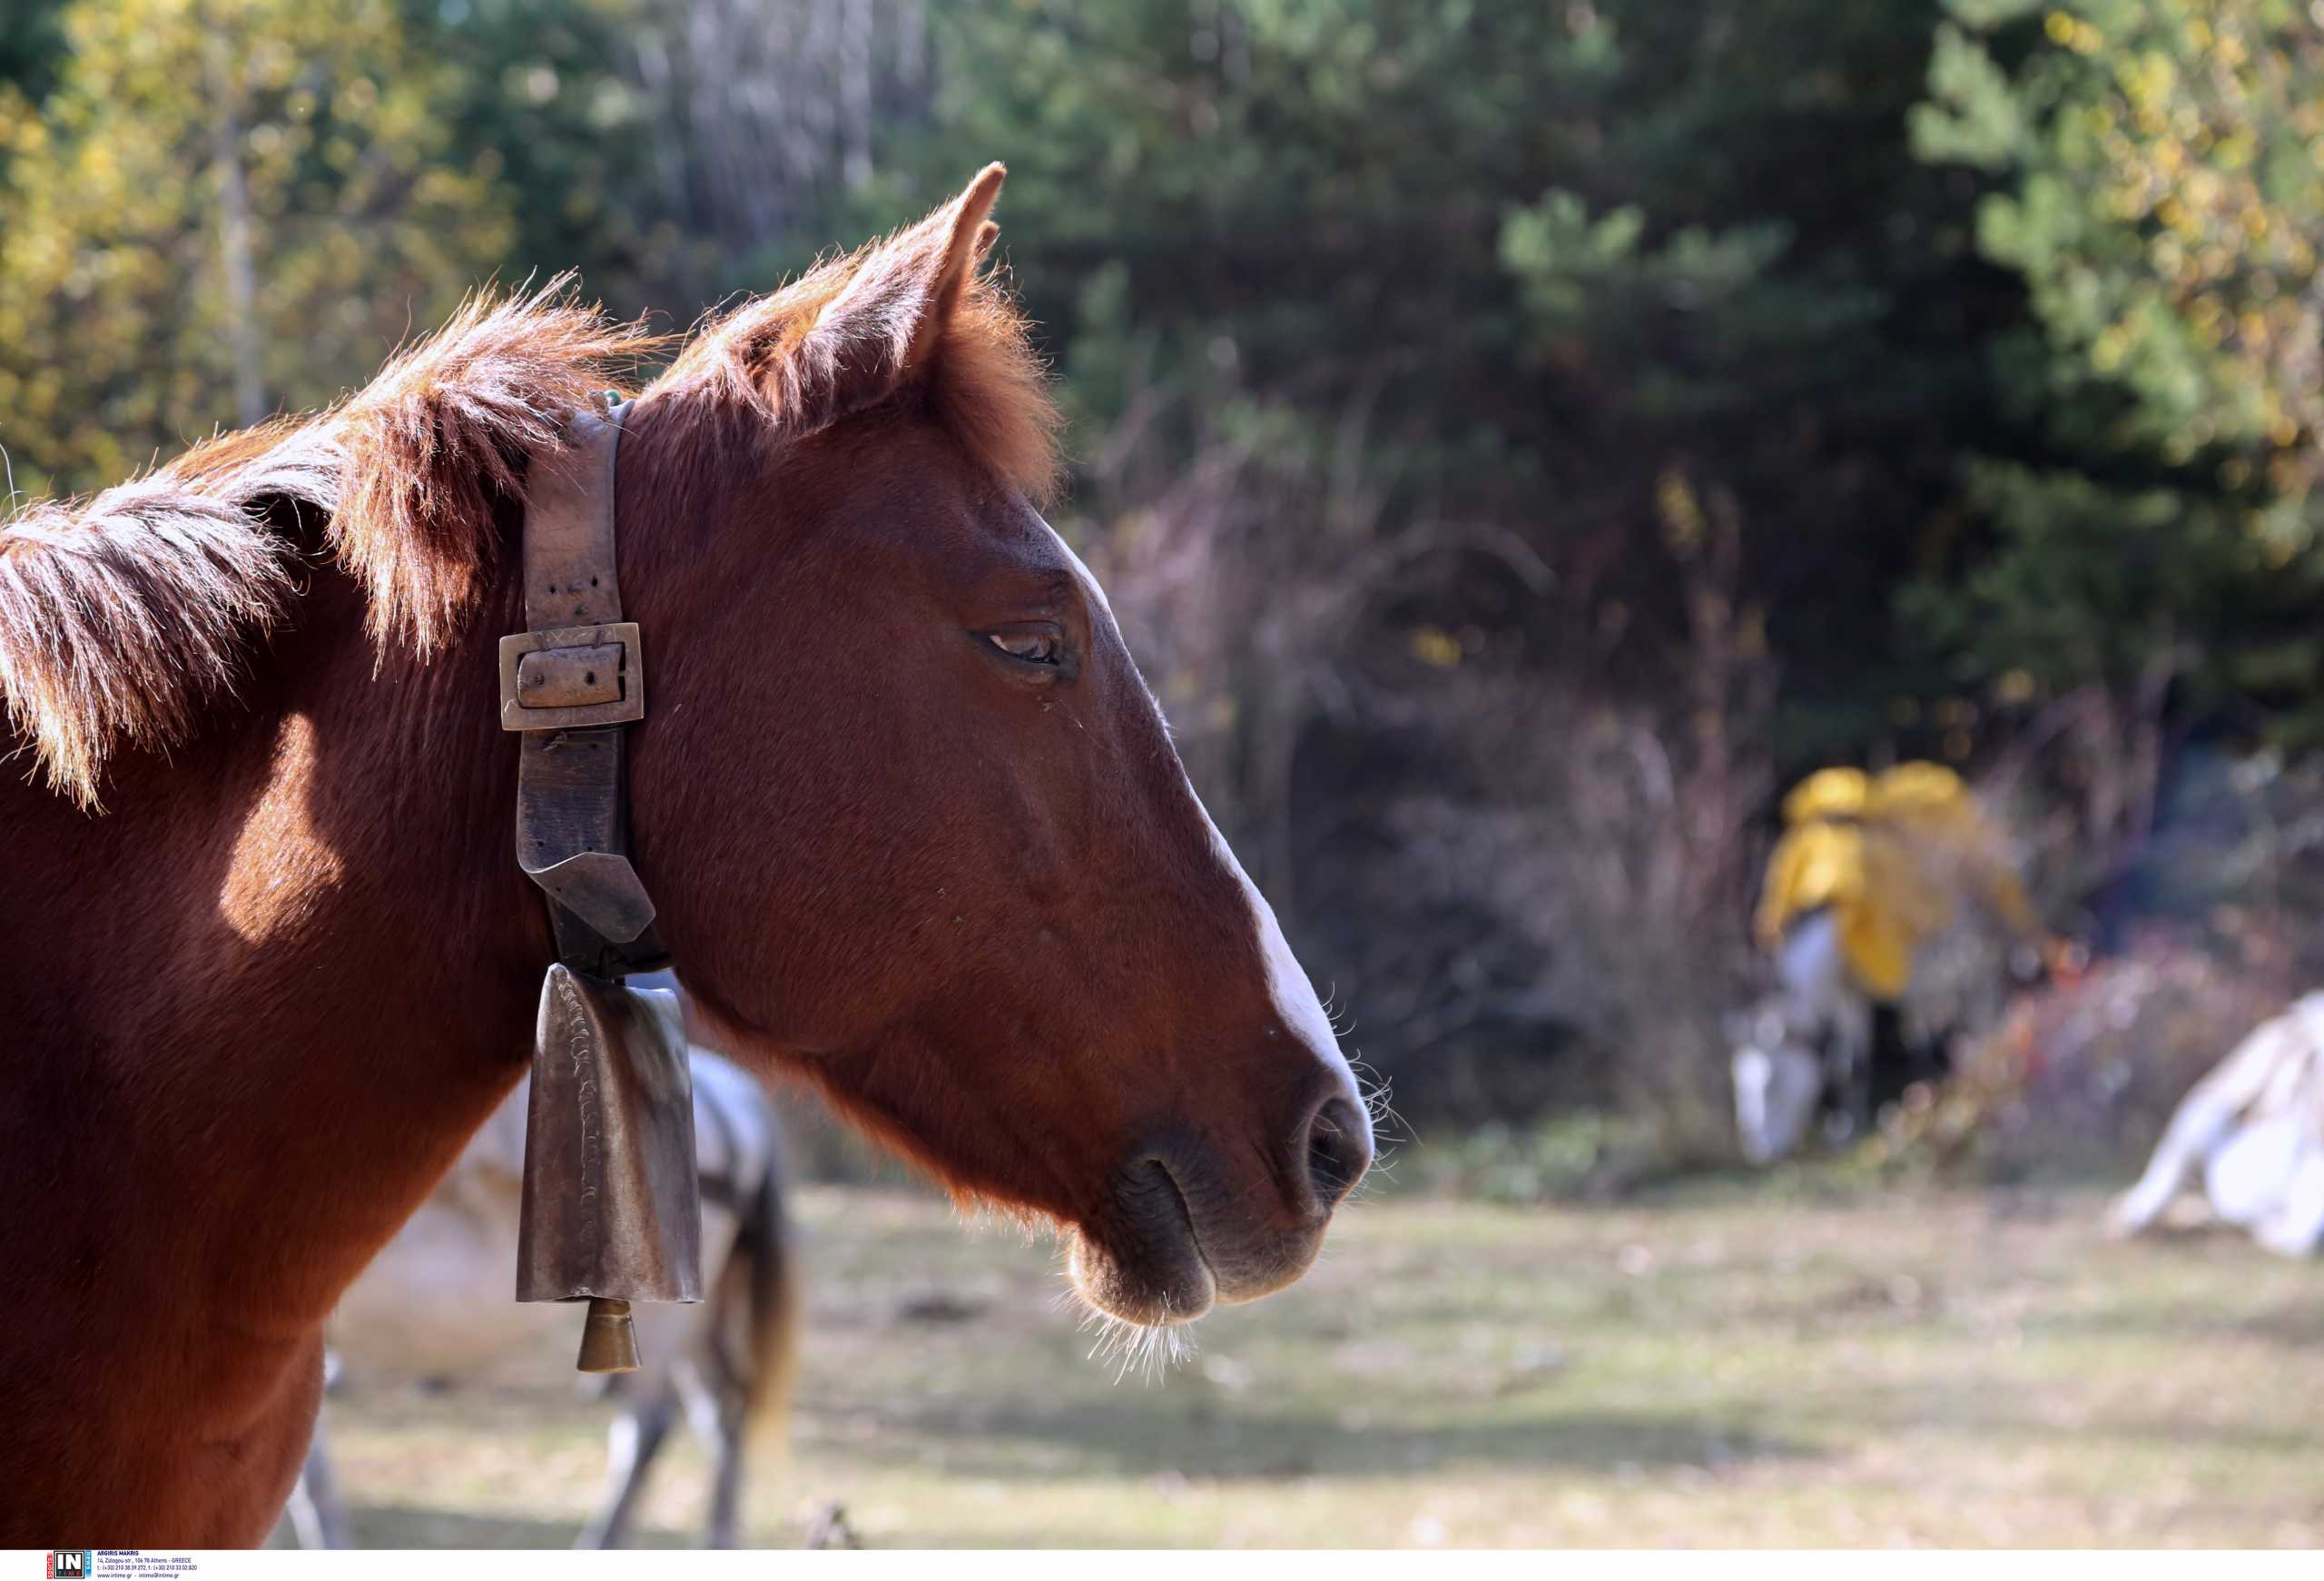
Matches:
[293,1178,2324,1548]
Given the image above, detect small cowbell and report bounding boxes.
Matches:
[517,963,704,1371]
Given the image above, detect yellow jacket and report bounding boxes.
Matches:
[1756,763,2040,1003]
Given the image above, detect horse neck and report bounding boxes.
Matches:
[3,552,549,1329]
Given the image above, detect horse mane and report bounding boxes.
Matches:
[0,278,652,809]
[0,241,1057,813]
[648,232,1062,506]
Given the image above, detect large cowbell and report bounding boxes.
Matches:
[517,964,704,1371]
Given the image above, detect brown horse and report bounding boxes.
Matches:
[0,166,1373,1544]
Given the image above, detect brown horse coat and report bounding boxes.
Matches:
[0,168,1371,1543]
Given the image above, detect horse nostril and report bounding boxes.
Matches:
[1305,1094,1373,1210]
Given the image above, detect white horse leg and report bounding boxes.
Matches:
[673,1356,746,1548]
[2251,1141,2324,1258]
[286,1420,353,1549]
[673,1053,794,1548]
[1734,1040,1822,1164]
[703,1412,746,1550]
[2205,1112,2301,1227]
[2111,1013,2302,1237]
[1773,913,1867,1147]
[2112,1116,2215,1237]
[575,1388,679,1549]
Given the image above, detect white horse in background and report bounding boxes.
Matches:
[2111,993,2324,1258]
[286,1042,799,1547]
[1731,910,1870,1164]
[1732,906,2033,1165]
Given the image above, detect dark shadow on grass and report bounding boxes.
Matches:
[343,1504,686,1548]
[2093,1415,2324,1453]
[878,1400,1817,1482]
[2230,1304,2324,1349]
[2032,1296,2324,1349]
[1785,1374,2324,1456]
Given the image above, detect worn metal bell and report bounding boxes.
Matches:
[517,964,704,1372]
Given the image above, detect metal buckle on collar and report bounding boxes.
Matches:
[497,620,645,730]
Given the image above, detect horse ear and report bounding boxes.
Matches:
[784,164,1006,425]
[897,177,1006,373]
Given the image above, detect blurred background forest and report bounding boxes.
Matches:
[10,0,2324,1176]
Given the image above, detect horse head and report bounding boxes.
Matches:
[616,168,1374,1326]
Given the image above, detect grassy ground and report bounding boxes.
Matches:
[307,1178,2323,1547]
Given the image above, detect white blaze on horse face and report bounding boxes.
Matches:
[1038,516,1368,1122]
[1191,788,1366,1105]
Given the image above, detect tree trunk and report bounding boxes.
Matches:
[206,27,265,428]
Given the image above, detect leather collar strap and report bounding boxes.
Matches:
[500,396,668,978]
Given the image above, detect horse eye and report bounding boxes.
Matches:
[987,630,1060,665]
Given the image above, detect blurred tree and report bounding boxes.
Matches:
[827,0,2017,1120]
[400,0,932,316]
[0,0,512,498]
[1912,0,2324,870]
[1497,0,2023,762]
[0,0,71,103]
[1921,0,2324,512]
[883,1,1603,489]
[841,3,2014,761]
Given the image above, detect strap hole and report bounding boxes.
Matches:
[585,672,596,685]
[590,577,599,587]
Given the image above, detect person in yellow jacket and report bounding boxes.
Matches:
[1756,763,2041,1000]
[1738,762,2045,1159]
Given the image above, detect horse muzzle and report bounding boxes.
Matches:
[1067,1083,1374,1326]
